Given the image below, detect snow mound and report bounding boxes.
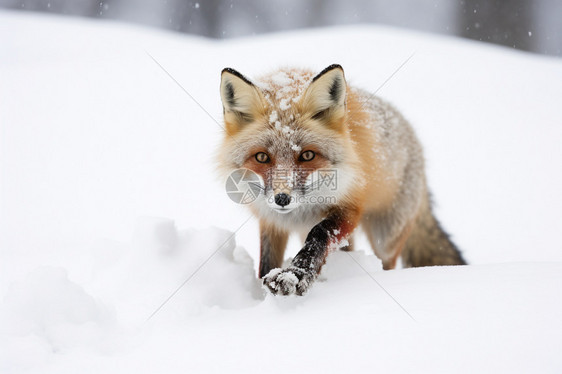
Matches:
[1,218,264,372]
[1,266,105,335]
[90,217,263,323]
[0,267,111,371]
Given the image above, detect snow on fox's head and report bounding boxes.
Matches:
[218,65,357,217]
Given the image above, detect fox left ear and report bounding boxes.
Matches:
[220,68,265,134]
[301,64,347,128]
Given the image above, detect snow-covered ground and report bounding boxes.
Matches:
[1,10,562,373]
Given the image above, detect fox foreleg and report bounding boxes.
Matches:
[263,209,359,296]
[258,223,289,278]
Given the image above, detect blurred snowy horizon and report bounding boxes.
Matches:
[1,0,561,57]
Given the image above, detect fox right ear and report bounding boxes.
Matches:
[220,68,264,132]
[300,64,347,130]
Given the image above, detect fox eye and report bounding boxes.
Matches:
[299,150,315,162]
[255,152,270,163]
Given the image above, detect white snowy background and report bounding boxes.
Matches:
[1,10,562,373]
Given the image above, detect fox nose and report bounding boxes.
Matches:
[274,193,291,207]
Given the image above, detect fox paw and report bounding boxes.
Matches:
[263,266,315,296]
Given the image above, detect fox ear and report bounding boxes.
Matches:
[220,68,264,131]
[301,64,347,128]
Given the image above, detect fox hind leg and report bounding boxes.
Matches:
[362,212,413,270]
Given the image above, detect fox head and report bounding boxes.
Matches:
[218,65,360,224]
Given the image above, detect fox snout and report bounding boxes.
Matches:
[274,192,291,207]
[265,170,300,212]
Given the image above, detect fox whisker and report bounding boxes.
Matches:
[248,182,266,191]
[298,180,322,192]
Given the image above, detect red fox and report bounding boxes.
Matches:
[218,64,465,296]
